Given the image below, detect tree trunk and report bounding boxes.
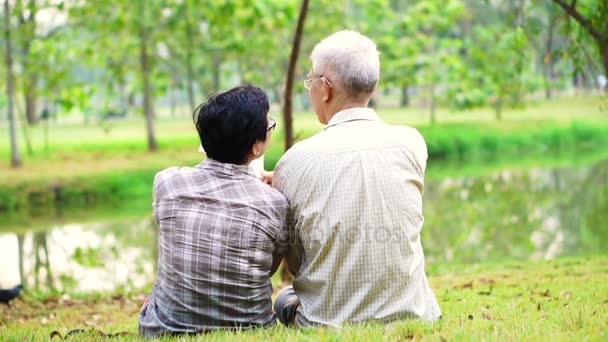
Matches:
[283,0,310,151]
[212,56,221,91]
[4,0,22,167]
[543,14,556,99]
[170,87,177,118]
[24,74,38,125]
[495,96,503,121]
[139,1,158,152]
[602,43,608,89]
[429,84,436,124]
[186,52,195,110]
[184,3,196,111]
[400,85,410,107]
[15,96,33,156]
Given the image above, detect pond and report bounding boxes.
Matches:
[1,158,606,292]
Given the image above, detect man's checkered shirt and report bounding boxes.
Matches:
[274,107,442,327]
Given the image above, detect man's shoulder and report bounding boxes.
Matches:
[384,124,425,144]
[279,132,327,165]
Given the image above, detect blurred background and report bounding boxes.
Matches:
[0,0,607,294]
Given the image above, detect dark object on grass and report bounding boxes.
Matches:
[0,284,23,307]
[50,329,132,339]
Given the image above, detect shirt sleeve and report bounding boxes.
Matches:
[273,195,290,256]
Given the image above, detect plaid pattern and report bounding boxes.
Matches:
[139,159,289,337]
[274,108,442,327]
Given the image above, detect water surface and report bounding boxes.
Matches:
[1,159,606,291]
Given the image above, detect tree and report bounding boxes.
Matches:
[138,0,158,151]
[447,1,542,120]
[69,0,165,151]
[551,0,608,79]
[400,0,466,123]
[12,0,65,126]
[283,0,309,150]
[4,0,22,167]
[525,0,566,99]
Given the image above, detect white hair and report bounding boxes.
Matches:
[311,30,380,98]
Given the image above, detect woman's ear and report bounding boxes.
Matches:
[251,140,264,158]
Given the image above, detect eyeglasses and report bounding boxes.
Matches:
[267,117,277,131]
[304,75,331,90]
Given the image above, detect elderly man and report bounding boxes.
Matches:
[271,31,441,327]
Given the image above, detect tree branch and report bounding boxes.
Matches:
[552,0,604,42]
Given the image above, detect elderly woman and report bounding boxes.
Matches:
[139,85,288,337]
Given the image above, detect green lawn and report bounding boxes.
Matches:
[1,256,606,341]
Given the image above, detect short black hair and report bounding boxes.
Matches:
[194,85,269,165]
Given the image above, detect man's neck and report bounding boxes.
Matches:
[324,101,369,124]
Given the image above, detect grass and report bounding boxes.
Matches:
[1,256,606,341]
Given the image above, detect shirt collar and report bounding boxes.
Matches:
[325,107,381,129]
[198,158,257,178]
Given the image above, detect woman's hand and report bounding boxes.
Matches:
[261,170,274,185]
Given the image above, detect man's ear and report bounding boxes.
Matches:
[322,82,332,102]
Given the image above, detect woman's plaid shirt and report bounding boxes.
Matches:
[139,159,289,337]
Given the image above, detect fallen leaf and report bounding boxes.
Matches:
[560,291,572,299]
[482,313,494,320]
[455,281,473,289]
[479,277,496,285]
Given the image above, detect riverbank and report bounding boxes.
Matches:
[1,256,606,341]
[1,126,608,217]
[1,96,608,215]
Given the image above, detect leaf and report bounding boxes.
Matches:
[455,280,474,289]
[482,313,494,320]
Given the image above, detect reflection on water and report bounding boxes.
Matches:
[423,159,608,264]
[0,159,606,291]
[0,219,156,292]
